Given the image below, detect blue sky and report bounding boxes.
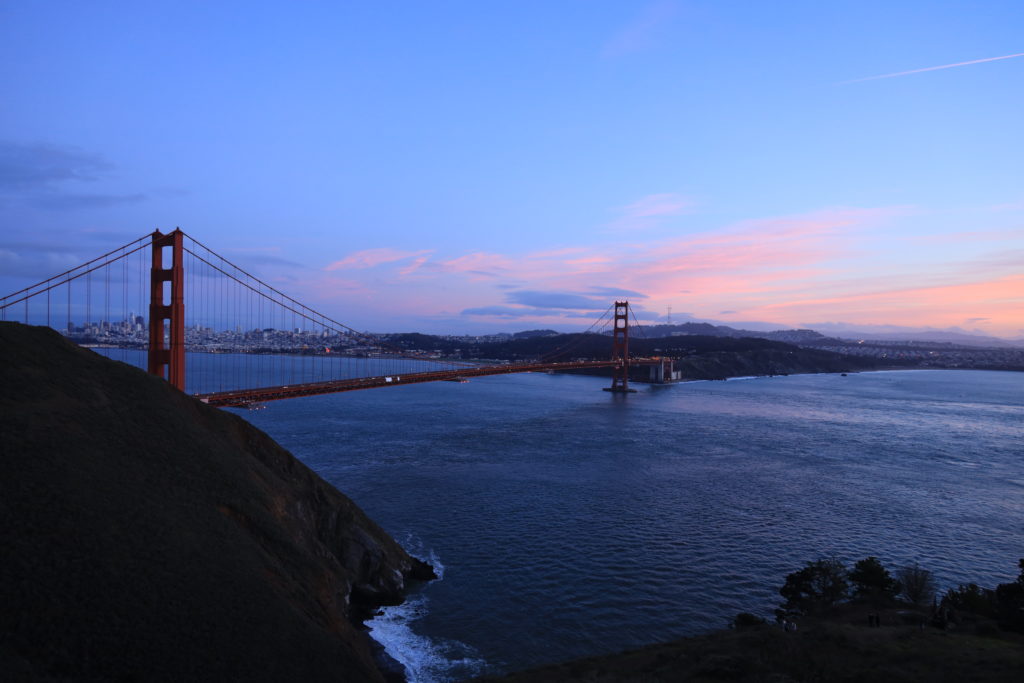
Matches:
[2,1,1022,335]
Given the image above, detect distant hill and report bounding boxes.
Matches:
[823,329,1024,348]
[617,322,829,344]
[0,322,433,682]
[512,329,560,339]
[612,321,1023,350]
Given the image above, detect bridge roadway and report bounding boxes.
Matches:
[195,359,633,407]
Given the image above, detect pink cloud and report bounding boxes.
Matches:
[324,248,431,271]
[438,252,515,276]
[527,246,589,259]
[292,204,1021,335]
[623,193,692,218]
[398,255,431,276]
[610,207,893,299]
[914,228,1024,245]
[734,274,1024,331]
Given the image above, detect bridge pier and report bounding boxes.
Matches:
[649,358,680,383]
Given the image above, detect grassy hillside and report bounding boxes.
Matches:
[478,601,1024,682]
[0,322,432,682]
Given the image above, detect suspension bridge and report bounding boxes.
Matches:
[1,229,675,407]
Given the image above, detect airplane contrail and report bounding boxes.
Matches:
[842,51,1024,84]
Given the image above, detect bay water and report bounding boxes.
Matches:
[226,367,1024,681]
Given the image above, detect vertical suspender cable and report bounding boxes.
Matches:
[104,258,109,334]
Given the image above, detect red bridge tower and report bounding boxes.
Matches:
[147,229,186,391]
[604,300,636,393]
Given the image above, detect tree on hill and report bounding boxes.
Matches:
[897,563,937,607]
[779,557,849,615]
[939,559,1024,632]
[849,556,899,602]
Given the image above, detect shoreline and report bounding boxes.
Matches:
[635,365,1024,387]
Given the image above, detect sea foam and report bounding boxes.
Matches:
[368,544,485,683]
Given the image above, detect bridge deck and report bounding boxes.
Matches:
[196,359,626,407]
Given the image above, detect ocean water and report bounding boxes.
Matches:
[220,368,1024,681]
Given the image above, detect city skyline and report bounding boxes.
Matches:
[1,1,1022,337]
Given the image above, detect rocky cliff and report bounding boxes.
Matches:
[0,322,433,682]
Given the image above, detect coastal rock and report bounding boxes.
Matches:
[0,322,432,682]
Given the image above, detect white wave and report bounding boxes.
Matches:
[368,541,483,682]
[401,533,446,580]
[423,547,446,581]
[368,595,486,683]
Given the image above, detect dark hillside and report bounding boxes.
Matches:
[477,605,1024,682]
[0,322,432,682]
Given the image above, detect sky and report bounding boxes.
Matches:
[1,1,1022,337]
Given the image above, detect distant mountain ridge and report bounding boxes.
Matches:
[627,322,1022,349]
[631,322,828,345]
[819,329,1024,348]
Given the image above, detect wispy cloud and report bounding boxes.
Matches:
[843,52,1024,84]
[462,305,565,318]
[608,192,693,231]
[324,248,431,271]
[588,286,648,299]
[435,252,515,280]
[0,141,147,210]
[0,231,148,278]
[32,192,147,210]
[0,141,110,189]
[225,247,304,270]
[398,255,431,276]
[506,290,609,310]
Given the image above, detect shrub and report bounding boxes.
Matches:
[731,612,765,629]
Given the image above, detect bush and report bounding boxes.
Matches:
[942,583,996,618]
[780,557,849,614]
[731,612,765,629]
